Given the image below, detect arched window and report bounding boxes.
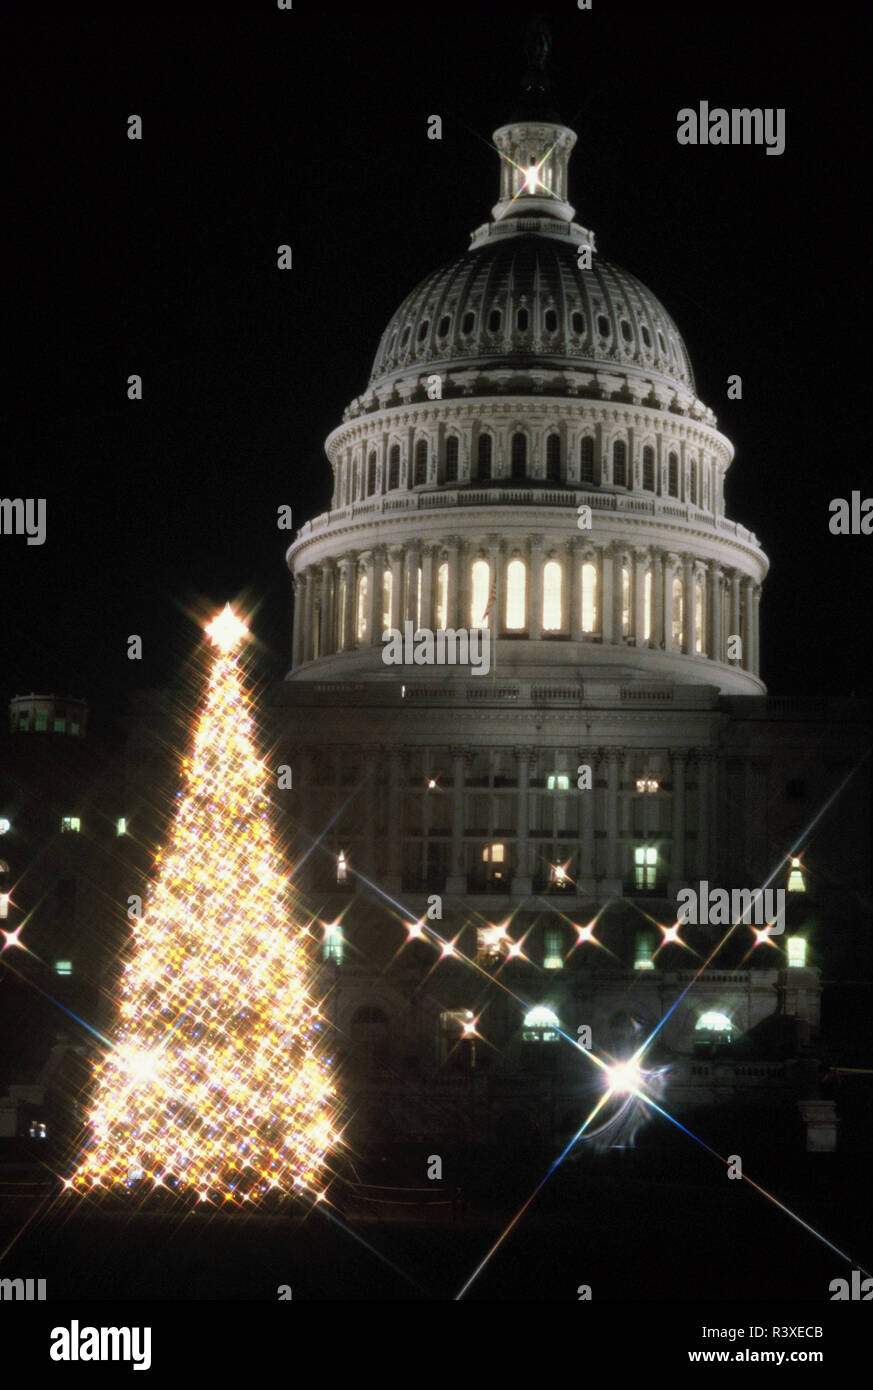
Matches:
[510,432,527,480]
[613,440,627,487]
[516,307,529,331]
[382,569,393,632]
[581,561,598,633]
[643,570,652,641]
[642,445,655,491]
[695,575,705,653]
[477,433,492,481]
[356,572,368,642]
[690,459,698,506]
[414,439,428,486]
[621,564,631,637]
[545,433,561,482]
[671,574,684,647]
[542,559,563,631]
[445,435,459,483]
[571,310,585,335]
[522,1005,560,1042]
[470,559,491,628]
[435,561,448,628]
[579,437,595,484]
[367,452,377,496]
[668,452,679,497]
[437,314,450,338]
[461,310,475,334]
[388,444,400,491]
[544,308,558,333]
[505,558,526,630]
[488,308,501,333]
[353,457,362,501]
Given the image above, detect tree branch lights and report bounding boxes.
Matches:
[72,606,340,1202]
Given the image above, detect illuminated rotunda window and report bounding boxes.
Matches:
[382,569,392,631]
[356,572,368,642]
[471,559,491,628]
[621,564,631,637]
[581,562,598,633]
[505,558,526,630]
[671,575,684,647]
[435,561,448,628]
[542,560,562,631]
[696,1011,733,1038]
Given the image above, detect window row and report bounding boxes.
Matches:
[340,436,715,503]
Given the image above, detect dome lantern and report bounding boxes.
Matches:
[491,120,577,225]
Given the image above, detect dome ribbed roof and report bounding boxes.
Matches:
[368,236,695,395]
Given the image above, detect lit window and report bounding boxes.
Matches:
[542,560,562,631]
[0,894,8,920]
[483,843,505,863]
[550,862,571,888]
[634,932,655,970]
[70,721,80,736]
[634,846,657,889]
[29,1121,47,1140]
[323,922,344,965]
[544,929,564,969]
[621,564,631,637]
[695,576,705,653]
[477,924,505,965]
[35,712,48,732]
[53,718,66,733]
[643,570,652,641]
[61,817,81,834]
[0,819,10,835]
[581,561,598,633]
[336,851,348,885]
[382,569,393,630]
[787,857,805,892]
[470,559,491,628]
[439,1009,476,1066]
[55,960,73,976]
[356,572,368,642]
[445,436,459,483]
[787,937,807,967]
[505,558,526,629]
[522,1005,561,1042]
[116,818,127,836]
[635,777,659,794]
[696,1011,733,1036]
[546,774,570,790]
[435,562,448,628]
[671,576,684,647]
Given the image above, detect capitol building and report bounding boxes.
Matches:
[272,86,858,1150]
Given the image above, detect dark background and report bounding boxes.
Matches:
[5,0,871,728]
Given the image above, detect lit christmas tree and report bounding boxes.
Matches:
[71,605,339,1204]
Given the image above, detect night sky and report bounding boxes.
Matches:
[5,0,870,732]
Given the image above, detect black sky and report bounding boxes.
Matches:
[5,0,871,729]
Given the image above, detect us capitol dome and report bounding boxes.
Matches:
[287,97,767,695]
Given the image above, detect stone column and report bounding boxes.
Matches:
[682,554,695,655]
[652,549,665,648]
[340,555,357,649]
[709,563,723,662]
[663,553,678,651]
[578,747,596,887]
[388,546,404,631]
[304,567,319,662]
[729,571,742,661]
[420,543,436,631]
[694,750,712,879]
[670,749,687,889]
[569,538,583,642]
[365,549,381,645]
[512,747,534,895]
[446,536,461,629]
[405,541,421,626]
[601,544,615,644]
[528,534,544,640]
[752,582,761,675]
[292,575,305,669]
[741,577,755,671]
[319,561,334,654]
[455,538,469,629]
[604,748,622,885]
[447,746,469,893]
[634,547,648,646]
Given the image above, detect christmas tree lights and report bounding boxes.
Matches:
[71,605,339,1203]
